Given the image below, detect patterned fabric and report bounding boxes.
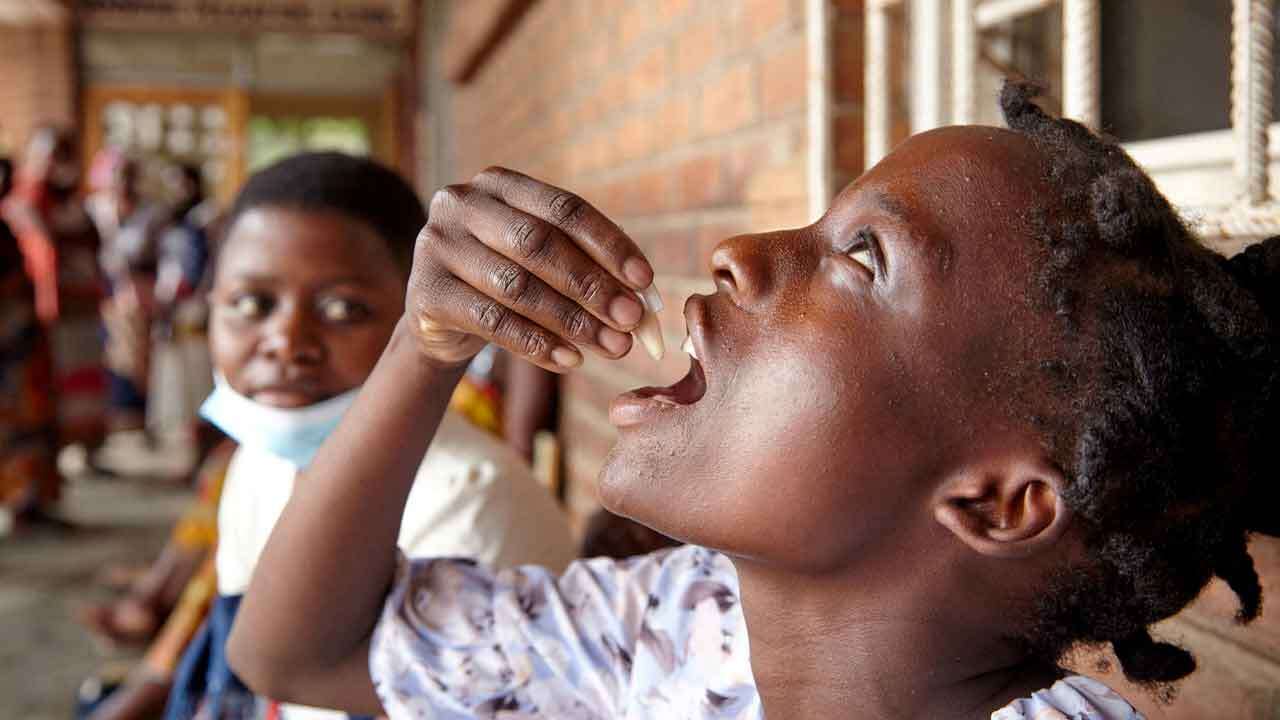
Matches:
[0,219,59,511]
[171,440,235,551]
[371,546,1144,720]
[3,181,106,446]
[992,675,1143,720]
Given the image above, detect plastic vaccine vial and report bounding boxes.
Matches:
[633,285,665,360]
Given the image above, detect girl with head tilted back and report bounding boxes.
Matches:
[225,83,1279,719]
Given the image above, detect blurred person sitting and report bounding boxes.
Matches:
[75,441,236,720]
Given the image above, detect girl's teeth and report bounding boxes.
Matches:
[681,335,698,360]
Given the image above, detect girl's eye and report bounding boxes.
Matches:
[848,244,875,272]
[839,229,881,276]
[228,293,272,319]
[318,297,370,323]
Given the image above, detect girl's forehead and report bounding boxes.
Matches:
[217,207,399,281]
[832,127,1052,240]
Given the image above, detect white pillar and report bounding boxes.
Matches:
[806,0,834,220]
[865,0,893,168]
[1062,0,1100,129]
[910,0,946,132]
[1232,0,1275,205]
[952,0,976,124]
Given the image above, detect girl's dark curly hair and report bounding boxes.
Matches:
[999,80,1280,686]
[225,152,426,273]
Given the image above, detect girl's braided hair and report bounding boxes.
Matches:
[999,80,1279,686]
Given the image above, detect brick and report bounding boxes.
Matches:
[619,168,674,216]
[745,157,807,204]
[760,37,807,118]
[627,43,670,106]
[654,91,695,148]
[614,113,652,165]
[578,37,612,75]
[673,153,728,210]
[748,196,809,231]
[634,224,697,276]
[595,72,630,121]
[724,139,770,201]
[617,1,658,51]
[742,0,799,46]
[695,220,753,271]
[659,0,695,22]
[672,13,723,80]
[699,61,758,136]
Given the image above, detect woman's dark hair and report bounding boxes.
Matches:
[999,80,1279,688]
[225,152,426,272]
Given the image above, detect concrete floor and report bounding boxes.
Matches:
[1,475,190,719]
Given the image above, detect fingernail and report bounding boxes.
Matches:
[623,256,654,289]
[598,326,632,355]
[551,346,582,368]
[639,284,664,313]
[609,294,644,327]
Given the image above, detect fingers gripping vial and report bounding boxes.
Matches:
[634,285,665,360]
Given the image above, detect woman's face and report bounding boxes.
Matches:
[600,127,1057,571]
[209,208,406,408]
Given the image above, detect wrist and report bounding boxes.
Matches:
[389,315,472,381]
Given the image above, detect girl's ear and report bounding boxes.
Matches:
[933,454,1073,559]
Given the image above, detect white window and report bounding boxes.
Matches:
[864,0,1278,253]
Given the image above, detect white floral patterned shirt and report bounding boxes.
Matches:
[370,545,1143,719]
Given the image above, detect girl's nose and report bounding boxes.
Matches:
[259,305,323,366]
[709,233,774,305]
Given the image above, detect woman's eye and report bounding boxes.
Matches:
[318,297,370,323]
[848,244,875,272]
[840,229,880,276]
[229,293,271,319]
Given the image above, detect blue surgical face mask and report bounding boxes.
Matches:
[199,375,359,469]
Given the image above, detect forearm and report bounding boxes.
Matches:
[228,319,466,708]
[503,358,559,460]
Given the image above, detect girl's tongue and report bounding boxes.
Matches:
[629,359,707,406]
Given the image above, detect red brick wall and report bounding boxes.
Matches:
[0,22,77,157]
[439,0,826,521]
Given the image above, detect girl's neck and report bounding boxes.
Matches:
[734,559,1060,720]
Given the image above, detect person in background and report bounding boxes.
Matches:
[148,163,215,450]
[87,150,146,279]
[1,155,61,535]
[2,126,105,522]
[87,152,165,441]
[164,152,574,720]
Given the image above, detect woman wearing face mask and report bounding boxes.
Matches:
[1,126,105,527]
[163,153,575,720]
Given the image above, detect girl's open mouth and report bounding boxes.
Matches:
[608,356,707,428]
